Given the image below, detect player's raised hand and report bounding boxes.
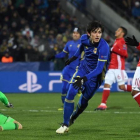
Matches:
[73,76,87,90]
[6,102,13,108]
[125,35,139,46]
[65,56,77,66]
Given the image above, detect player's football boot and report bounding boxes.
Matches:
[77,90,82,97]
[56,124,69,134]
[95,104,107,111]
[58,105,63,111]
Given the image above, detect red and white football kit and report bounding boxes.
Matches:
[105,38,128,85]
[132,43,140,91]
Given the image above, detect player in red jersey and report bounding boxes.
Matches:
[95,27,132,110]
[125,35,140,107]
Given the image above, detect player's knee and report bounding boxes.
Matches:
[119,85,125,90]
[131,90,139,96]
[104,83,111,88]
[78,102,88,110]
[62,86,67,94]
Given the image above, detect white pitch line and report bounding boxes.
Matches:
[1,109,140,114]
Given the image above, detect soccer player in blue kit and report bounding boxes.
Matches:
[48,27,82,110]
[56,21,110,134]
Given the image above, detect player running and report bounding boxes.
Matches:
[95,27,132,111]
[48,27,83,111]
[125,35,140,107]
[56,21,110,134]
[0,91,22,131]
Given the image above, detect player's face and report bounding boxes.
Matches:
[115,28,124,38]
[88,28,102,43]
[72,32,81,41]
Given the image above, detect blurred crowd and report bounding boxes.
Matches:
[0,0,81,70]
[0,0,139,71]
[103,0,140,22]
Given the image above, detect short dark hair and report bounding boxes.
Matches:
[120,26,127,37]
[87,21,104,34]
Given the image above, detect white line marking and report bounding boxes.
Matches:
[1,109,140,114]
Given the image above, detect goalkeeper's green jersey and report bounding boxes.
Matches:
[0,91,9,114]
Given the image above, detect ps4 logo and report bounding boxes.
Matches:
[19,71,42,93]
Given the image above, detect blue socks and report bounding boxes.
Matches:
[63,101,74,126]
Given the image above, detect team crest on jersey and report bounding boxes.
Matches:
[123,44,127,50]
[93,48,97,54]
[77,44,80,48]
[117,75,121,79]
[70,45,72,47]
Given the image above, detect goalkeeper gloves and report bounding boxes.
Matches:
[65,56,77,66]
[125,35,139,47]
[73,76,87,90]
[6,102,13,108]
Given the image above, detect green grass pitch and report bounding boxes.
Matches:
[0,92,140,140]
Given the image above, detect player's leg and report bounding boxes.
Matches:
[95,70,115,110]
[131,67,140,106]
[56,69,84,134]
[118,70,132,92]
[58,80,69,111]
[56,84,78,134]
[58,66,71,110]
[70,78,101,125]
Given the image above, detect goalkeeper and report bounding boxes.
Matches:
[0,91,22,131]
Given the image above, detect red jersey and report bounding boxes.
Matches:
[137,43,140,67]
[108,38,128,70]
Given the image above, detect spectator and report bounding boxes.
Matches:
[22,25,33,38]
[1,51,13,63]
[30,35,40,48]
[127,52,139,70]
[132,1,140,19]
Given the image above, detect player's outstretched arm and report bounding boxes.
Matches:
[48,51,67,61]
[65,56,78,66]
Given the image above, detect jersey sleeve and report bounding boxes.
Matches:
[63,42,69,54]
[136,43,140,50]
[112,43,128,58]
[55,51,67,58]
[0,92,9,106]
[86,45,110,80]
[74,44,84,57]
[55,42,69,58]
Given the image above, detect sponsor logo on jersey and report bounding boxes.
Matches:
[93,48,97,54]
[123,44,127,50]
[101,55,107,58]
[117,75,121,79]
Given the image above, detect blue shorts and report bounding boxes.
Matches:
[66,67,103,100]
[60,65,77,83]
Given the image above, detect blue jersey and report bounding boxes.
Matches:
[55,39,82,69]
[74,34,110,81]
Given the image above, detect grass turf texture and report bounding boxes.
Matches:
[0,92,140,140]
